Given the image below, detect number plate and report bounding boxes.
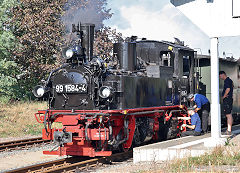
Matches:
[55,84,87,93]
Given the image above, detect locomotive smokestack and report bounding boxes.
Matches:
[80,23,95,61]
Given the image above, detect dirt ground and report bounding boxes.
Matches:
[0,150,62,172]
[0,140,66,172]
[229,133,240,145]
[93,159,166,173]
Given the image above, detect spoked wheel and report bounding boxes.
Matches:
[132,126,143,147]
[166,117,180,139]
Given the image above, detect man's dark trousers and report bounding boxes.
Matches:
[181,130,201,137]
[197,102,210,133]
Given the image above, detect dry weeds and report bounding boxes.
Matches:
[0,101,47,137]
[166,144,240,172]
[130,137,240,173]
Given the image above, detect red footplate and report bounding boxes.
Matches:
[36,105,188,157]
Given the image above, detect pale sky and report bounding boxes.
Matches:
[104,0,240,59]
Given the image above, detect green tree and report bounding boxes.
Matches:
[0,0,20,102]
[11,0,67,98]
[0,0,18,60]
[0,59,18,102]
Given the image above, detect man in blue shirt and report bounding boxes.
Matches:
[187,93,210,134]
[178,107,202,137]
[219,71,233,135]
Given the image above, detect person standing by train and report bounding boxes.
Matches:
[219,71,234,135]
[187,93,210,134]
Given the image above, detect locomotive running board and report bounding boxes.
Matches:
[43,148,112,157]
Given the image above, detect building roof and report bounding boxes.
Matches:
[137,40,194,52]
[197,54,240,64]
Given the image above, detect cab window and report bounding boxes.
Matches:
[183,56,190,76]
[160,52,172,67]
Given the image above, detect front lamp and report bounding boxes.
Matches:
[99,86,112,98]
[66,49,74,59]
[33,85,45,98]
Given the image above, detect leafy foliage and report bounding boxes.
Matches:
[10,0,67,97]
[0,0,21,102]
[94,27,123,59]
[0,59,18,102]
[0,0,19,61]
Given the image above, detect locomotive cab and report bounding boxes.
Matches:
[134,39,196,106]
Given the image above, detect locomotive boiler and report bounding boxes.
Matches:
[34,23,196,157]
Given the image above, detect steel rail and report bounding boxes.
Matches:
[4,124,240,172]
[6,151,133,173]
[0,137,51,152]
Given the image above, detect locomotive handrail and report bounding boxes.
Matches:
[50,113,80,119]
[44,109,49,135]
[45,64,68,86]
[50,112,110,120]
[126,110,165,115]
[84,113,110,116]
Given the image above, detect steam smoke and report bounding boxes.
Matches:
[62,0,110,32]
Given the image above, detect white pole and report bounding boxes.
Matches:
[210,37,221,139]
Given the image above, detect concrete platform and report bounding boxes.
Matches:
[133,126,240,163]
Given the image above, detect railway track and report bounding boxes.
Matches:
[0,137,51,152]
[6,151,133,173]
[4,125,240,172]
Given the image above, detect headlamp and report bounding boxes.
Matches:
[66,49,74,58]
[99,86,112,98]
[33,85,45,98]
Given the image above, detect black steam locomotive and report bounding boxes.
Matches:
[33,23,197,110]
[33,23,197,157]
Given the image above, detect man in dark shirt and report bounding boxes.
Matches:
[178,107,202,137]
[187,93,210,133]
[219,71,233,135]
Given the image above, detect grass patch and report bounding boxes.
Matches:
[168,146,240,172]
[0,101,47,138]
